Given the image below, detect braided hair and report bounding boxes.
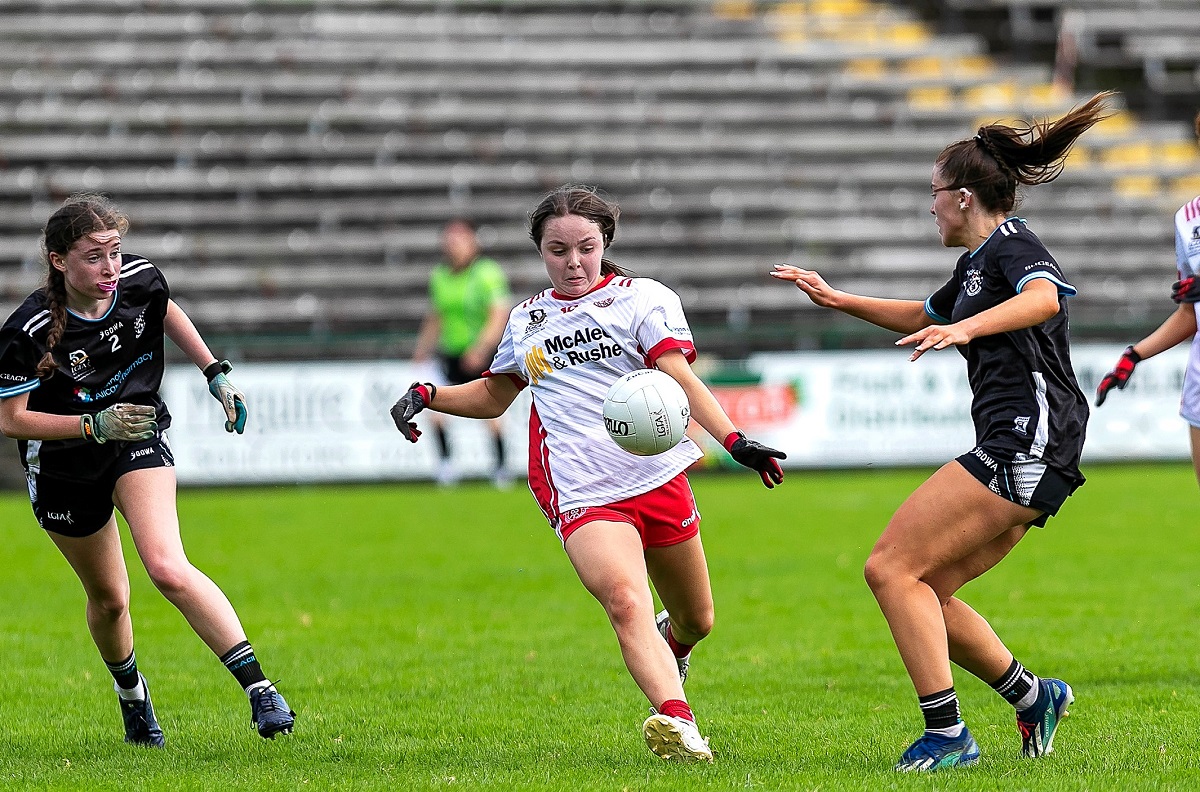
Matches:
[936,92,1117,215]
[36,194,129,379]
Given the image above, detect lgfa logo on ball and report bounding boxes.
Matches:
[602,369,690,456]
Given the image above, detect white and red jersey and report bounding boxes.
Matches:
[1175,196,1200,426]
[487,273,704,523]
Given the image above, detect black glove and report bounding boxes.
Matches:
[1095,346,1140,407]
[1172,276,1198,304]
[390,382,436,442]
[723,431,786,489]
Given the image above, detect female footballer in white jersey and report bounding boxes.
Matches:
[774,94,1113,771]
[1095,110,1200,487]
[391,184,785,762]
[0,195,294,746]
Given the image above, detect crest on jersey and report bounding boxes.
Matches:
[964,269,983,297]
[522,308,549,340]
[67,349,94,380]
[593,297,614,308]
[134,308,146,339]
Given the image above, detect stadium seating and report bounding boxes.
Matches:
[0,0,1197,358]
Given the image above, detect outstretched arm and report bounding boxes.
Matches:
[656,349,786,488]
[771,265,932,334]
[1130,303,1198,360]
[391,374,522,442]
[898,278,1061,361]
[429,375,521,420]
[654,350,735,442]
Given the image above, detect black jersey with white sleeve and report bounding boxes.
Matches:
[924,219,1087,483]
[0,254,171,479]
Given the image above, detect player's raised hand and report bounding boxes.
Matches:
[1172,276,1198,304]
[205,360,247,434]
[390,382,436,442]
[771,264,842,308]
[81,403,158,444]
[724,431,786,488]
[1095,345,1140,406]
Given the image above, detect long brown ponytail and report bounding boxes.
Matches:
[36,193,129,379]
[936,91,1117,215]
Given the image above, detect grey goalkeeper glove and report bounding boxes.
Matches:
[205,360,248,434]
[390,382,436,442]
[80,403,158,444]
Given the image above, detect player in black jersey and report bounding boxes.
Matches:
[773,93,1114,772]
[0,194,294,745]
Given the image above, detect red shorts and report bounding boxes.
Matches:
[557,472,700,549]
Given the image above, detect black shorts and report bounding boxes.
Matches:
[439,353,484,386]
[955,446,1079,528]
[27,434,176,538]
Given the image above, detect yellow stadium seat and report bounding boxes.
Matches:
[714,0,757,19]
[1101,142,1155,169]
[908,86,954,109]
[1114,175,1160,199]
[847,58,888,78]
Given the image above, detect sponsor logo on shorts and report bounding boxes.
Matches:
[971,447,998,471]
[681,510,697,529]
[1013,416,1030,435]
[45,510,74,525]
[130,446,155,461]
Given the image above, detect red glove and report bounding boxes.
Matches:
[1172,276,1198,304]
[1095,346,1140,407]
[723,431,786,489]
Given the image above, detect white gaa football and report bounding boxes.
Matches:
[602,369,691,456]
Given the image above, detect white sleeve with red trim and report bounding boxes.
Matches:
[631,278,697,365]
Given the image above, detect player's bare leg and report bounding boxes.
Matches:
[646,535,714,684]
[1190,425,1200,488]
[566,520,712,761]
[49,517,163,746]
[866,461,1044,769]
[115,467,294,738]
[115,467,248,654]
[566,519,684,705]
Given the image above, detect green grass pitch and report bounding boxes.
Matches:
[0,463,1197,790]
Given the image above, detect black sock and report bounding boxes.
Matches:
[219,640,267,691]
[493,431,505,468]
[990,658,1037,707]
[918,687,961,731]
[433,424,449,459]
[105,650,140,690]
